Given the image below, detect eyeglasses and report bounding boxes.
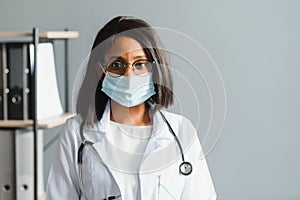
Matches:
[103,59,154,77]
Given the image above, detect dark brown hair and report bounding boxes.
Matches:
[76,16,173,126]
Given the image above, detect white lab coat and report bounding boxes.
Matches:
[46,102,217,200]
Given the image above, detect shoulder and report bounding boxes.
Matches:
[65,114,83,128]
[58,114,83,149]
[62,114,103,144]
[62,114,84,135]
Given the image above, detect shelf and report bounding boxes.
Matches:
[0,113,75,129]
[0,31,79,39]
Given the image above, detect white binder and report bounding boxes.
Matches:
[0,130,16,200]
[15,129,44,200]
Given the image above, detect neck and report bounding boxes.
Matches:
[110,100,152,126]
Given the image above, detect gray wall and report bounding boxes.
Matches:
[1,0,299,199]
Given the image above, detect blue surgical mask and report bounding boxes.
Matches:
[101,72,156,107]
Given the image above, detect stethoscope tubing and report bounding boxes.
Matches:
[158,110,185,162]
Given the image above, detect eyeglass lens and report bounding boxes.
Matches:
[106,59,153,76]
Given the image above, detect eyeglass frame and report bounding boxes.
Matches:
[102,59,156,77]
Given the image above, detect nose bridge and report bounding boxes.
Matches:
[123,62,135,77]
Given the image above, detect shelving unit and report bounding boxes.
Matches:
[0,29,79,200]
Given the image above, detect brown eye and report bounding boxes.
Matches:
[109,61,125,70]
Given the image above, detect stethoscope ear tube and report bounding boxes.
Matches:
[78,120,87,165]
[78,121,95,200]
[78,120,94,164]
[78,143,85,164]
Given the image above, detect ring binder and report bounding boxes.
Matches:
[0,44,3,119]
[15,129,44,200]
[7,43,28,120]
[0,44,8,120]
[0,130,16,200]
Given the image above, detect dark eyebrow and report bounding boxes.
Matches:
[106,56,121,62]
[105,55,148,63]
[132,55,148,60]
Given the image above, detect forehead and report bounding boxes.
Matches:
[104,36,147,62]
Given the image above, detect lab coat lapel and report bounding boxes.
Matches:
[139,110,178,174]
[139,110,180,199]
[80,101,110,143]
[89,102,125,198]
[91,101,138,199]
[144,110,173,154]
[93,101,144,171]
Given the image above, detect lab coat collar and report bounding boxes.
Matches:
[87,101,177,162]
[88,100,174,151]
[93,101,173,138]
[94,100,111,133]
[79,102,111,143]
[93,108,174,150]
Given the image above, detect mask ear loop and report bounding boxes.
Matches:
[95,62,107,81]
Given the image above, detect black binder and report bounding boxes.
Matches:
[0,44,8,120]
[6,43,31,120]
[0,44,3,119]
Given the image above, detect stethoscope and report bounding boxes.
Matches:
[77,101,193,199]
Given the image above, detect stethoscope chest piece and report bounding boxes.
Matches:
[179,161,192,176]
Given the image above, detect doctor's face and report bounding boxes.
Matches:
[103,36,150,77]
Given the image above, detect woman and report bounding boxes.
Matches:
[46,16,217,200]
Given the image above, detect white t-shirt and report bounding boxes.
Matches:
[109,120,153,153]
[108,120,153,199]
